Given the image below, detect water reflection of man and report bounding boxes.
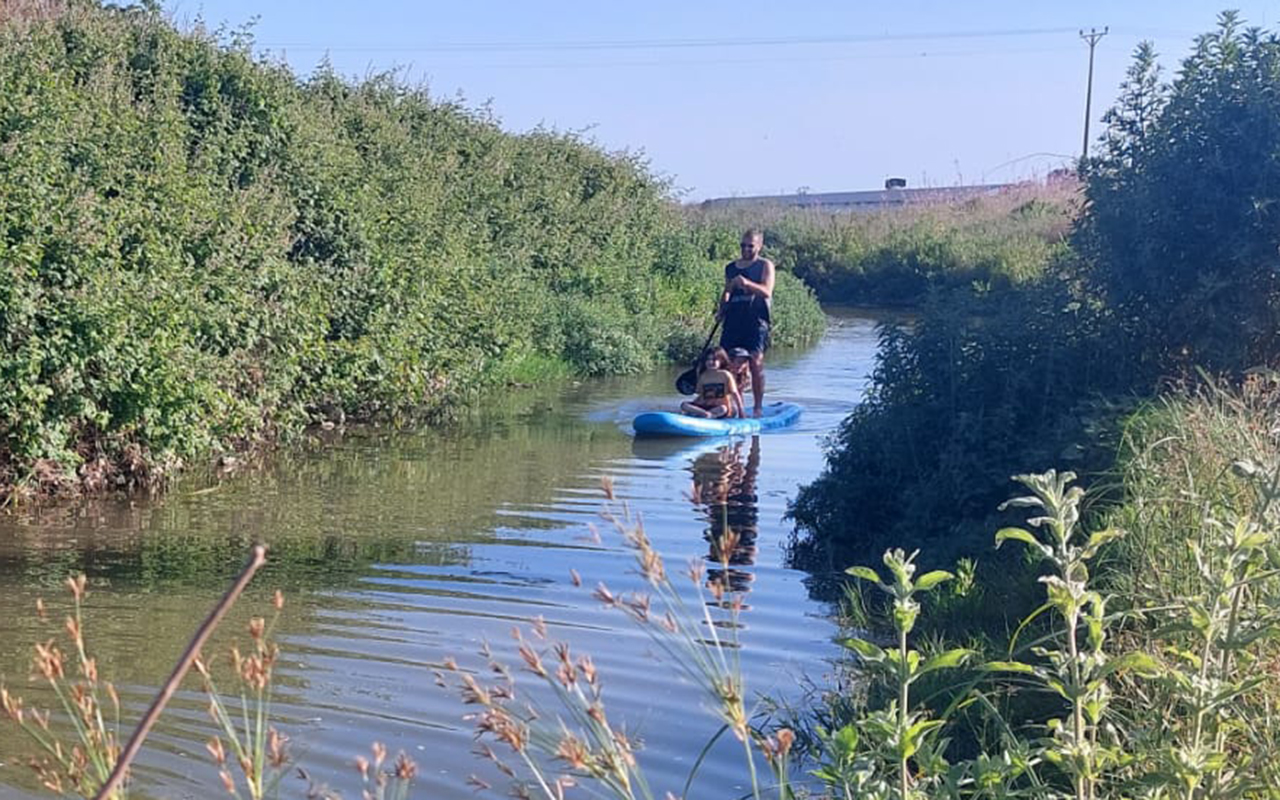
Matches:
[689,436,761,598]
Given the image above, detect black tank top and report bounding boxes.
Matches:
[724,260,771,326]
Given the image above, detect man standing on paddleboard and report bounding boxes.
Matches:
[719,229,775,417]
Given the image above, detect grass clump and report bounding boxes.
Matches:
[438,481,794,800]
[1,576,125,799]
[807,458,1280,800]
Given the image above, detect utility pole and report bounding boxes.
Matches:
[1079,27,1108,163]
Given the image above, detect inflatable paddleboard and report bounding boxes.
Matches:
[632,402,802,438]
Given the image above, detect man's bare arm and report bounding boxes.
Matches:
[728,260,776,300]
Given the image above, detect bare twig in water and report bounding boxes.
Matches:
[93,545,269,800]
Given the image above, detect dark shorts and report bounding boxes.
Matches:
[720,321,770,356]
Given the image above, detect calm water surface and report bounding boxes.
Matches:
[0,310,880,799]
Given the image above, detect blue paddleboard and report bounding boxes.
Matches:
[632,402,803,438]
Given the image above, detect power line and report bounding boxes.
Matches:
[292,44,1082,73]
[258,26,1084,54]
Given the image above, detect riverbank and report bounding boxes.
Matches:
[781,14,1280,798]
[0,2,824,503]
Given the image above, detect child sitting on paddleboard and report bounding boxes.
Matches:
[727,347,753,395]
[680,347,745,419]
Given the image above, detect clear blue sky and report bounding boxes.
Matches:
[164,1,1275,200]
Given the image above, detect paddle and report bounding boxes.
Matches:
[675,317,721,396]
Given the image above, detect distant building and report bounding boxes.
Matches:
[696,180,1010,212]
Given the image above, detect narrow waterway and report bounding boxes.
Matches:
[0,309,880,800]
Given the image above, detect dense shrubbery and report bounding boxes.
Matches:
[0,1,823,497]
[686,180,1077,307]
[779,14,1280,796]
[791,14,1280,585]
[1080,19,1280,375]
[789,273,1124,574]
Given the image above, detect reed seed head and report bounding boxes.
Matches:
[268,727,289,768]
[777,728,795,756]
[206,736,227,765]
[33,640,65,682]
[1,687,24,723]
[759,727,796,764]
[519,644,547,677]
[593,583,618,607]
[625,594,652,621]
[63,616,81,649]
[65,575,87,602]
[685,559,705,585]
[554,733,588,770]
[460,673,490,705]
[393,751,418,780]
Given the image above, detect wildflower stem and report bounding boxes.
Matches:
[1067,606,1086,800]
[899,624,910,800]
[92,545,268,800]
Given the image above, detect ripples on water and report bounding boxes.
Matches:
[0,310,881,799]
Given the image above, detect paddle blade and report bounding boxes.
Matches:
[675,368,698,396]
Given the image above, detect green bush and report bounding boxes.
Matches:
[1080,14,1280,375]
[789,274,1124,579]
[0,1,825,495]
[791,13,1280,598]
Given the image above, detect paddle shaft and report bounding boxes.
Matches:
[697,317,722,356]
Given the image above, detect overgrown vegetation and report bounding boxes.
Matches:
[0,0,823,500]
[783,12,1280,797]
[791,12,1280,585]
[8,6,1280,800]
[686,179,1078,307]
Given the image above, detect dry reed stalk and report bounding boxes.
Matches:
[91,545,268,800]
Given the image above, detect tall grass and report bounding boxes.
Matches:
[1105,375,1280,599]
[686,179,1079,306]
